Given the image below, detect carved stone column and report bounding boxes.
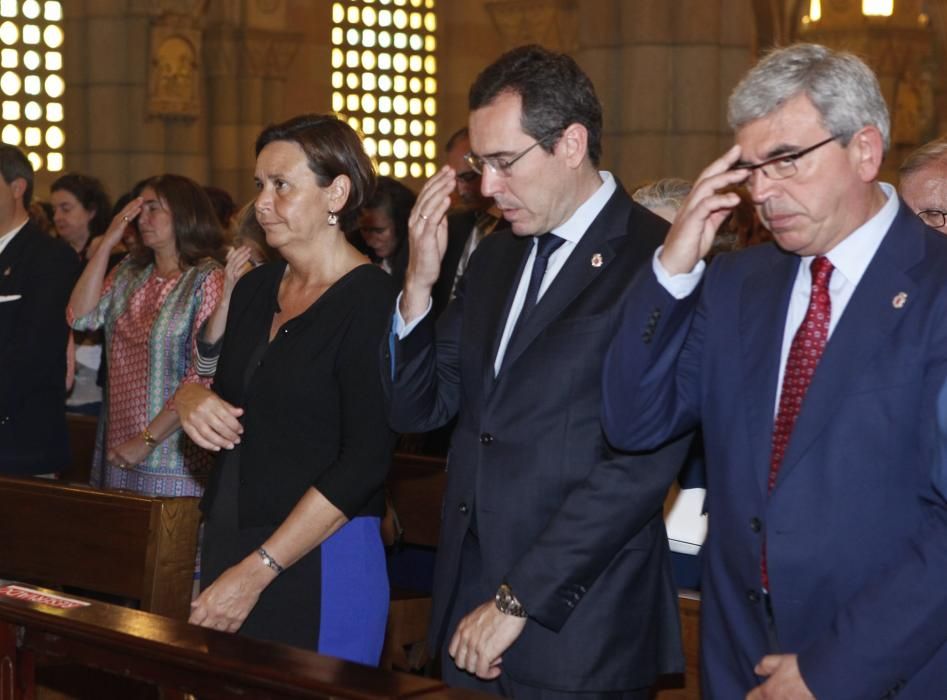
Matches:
[485,0,579,51]
[203,1,300,203]
[458,1,754,186]
[148,1,211,179]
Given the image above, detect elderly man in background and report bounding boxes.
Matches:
[602,43,947,699]
[899,135,947,234]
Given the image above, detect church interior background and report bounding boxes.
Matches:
[5,0,945,209]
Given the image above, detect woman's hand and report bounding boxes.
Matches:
[99,197,144,254]
[106,434,153,470]
[174,382,244,451]
[223,246,254,298]
[189,554,275,633]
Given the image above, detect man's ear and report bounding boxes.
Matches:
[555,122,589,169]
[849,125,884,183]
[8,177,27,201]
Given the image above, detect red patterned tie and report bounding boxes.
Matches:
[762,255,834,590]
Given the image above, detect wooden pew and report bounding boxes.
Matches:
[0,476,200,620]
[0,581,492,699]
[62,413,98,484]
[380,452,446,671]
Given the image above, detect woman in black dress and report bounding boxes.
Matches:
[174,115,397,663]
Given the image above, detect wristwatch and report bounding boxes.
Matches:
[495,583,527,618]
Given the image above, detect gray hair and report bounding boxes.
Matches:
[632,178,692,213]
[728,43,890,152]
[899,136,947,178]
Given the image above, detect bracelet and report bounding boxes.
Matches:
[257,547,284,575]
[141,428,158,448]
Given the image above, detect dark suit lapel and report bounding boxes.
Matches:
[479,233,530,398]
[496,190,631,377]
[774,206,924,489]
[0,225,33,293]
[740,248,799,498]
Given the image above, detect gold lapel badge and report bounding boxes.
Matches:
[892,291,908,309]
[590,253,603,268]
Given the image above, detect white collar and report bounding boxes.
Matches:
[550,171,617,244]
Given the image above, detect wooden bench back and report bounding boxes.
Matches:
[389,453,447,549]
[0,584,493,699]
[0,476,200,619]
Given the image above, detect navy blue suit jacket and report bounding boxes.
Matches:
[383,187,692,691]
[602,203,947,698]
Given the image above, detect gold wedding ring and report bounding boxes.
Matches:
[122,215,129,222]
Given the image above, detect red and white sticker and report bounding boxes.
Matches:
[0,585,90,609]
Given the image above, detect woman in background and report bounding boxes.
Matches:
[51,173,112,262]
[358,176,415,289]
[195,201,281,376]
[68,174,225,496]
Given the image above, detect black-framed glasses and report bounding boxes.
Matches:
[464,137,553,177]
[917,209,947,229]
[731,136,837,182]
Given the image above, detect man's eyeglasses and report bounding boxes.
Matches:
[917,209,947,229]
[731,136,837,182]
[464,135,555,177]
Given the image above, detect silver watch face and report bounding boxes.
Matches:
[495,584,525,617]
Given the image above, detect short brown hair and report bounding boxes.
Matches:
[129,174,227,269]
[255,114,376,231]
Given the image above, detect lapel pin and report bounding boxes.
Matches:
[892,291,908,309]
[590,253,603,268]
[2,267,9,277]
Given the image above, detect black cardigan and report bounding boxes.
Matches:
[202,261,398,527]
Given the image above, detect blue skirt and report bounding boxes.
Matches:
[318,516,389,664]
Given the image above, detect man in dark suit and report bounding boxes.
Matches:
[383,45,690,697]
[602,44,947,698]
[0,145,79,475]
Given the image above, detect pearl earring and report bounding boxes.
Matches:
[328,210,338,226]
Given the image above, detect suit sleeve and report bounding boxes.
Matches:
[381,274,465,434]
[0,239,78,416]
[504,261,711,632]
[505,431,693,631]
[600,262,706,452]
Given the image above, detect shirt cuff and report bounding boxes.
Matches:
[652,246,706,299]
[393,291,432,339]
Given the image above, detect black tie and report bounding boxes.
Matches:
[517,232,565,324]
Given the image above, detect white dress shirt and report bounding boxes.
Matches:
[0,218,28,258]
[394,172,618,376]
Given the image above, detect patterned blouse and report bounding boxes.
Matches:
[71,257,224,497]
